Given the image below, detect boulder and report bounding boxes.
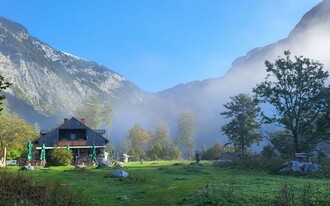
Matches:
[98,159,113,168]
[111,170,129,178]
[219,152,239,161]
[279,161,322,173]
[20,165,35,171]
[214,159,232,166]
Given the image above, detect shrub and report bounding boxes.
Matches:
[217,156,285,172]
[47,147,73,166]
[261,144,275,159]
[270,183,330,206]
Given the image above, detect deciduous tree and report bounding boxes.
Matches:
[147,123,181,160]
[221,93,262,158]
[0,115,39,160]
[254,51,330,153]
[175,110,196,160]
[123,124,151,160]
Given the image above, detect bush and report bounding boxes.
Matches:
[218,156,285,172]
[270,183,330,206]
[47,147,73,166]
[0,171,91,205]
[261,144,275,159]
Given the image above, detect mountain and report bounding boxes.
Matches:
[156,0,330,146]
[1,0,330,148]
[0,16,152,126]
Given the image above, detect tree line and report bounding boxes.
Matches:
[122,110,197,161]
[1,50,330,162]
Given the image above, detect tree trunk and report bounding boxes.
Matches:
[293,135,300,153]
[4,147,6,166]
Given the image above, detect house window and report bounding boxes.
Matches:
[70,134,76,140]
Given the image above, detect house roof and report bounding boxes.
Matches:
[35,117,109,145]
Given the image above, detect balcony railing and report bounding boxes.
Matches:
[58,140,87,146]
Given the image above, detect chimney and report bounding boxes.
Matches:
[80,118,86,125]
[64,118,68,123]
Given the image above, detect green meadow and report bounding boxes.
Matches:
[1,160,330,206]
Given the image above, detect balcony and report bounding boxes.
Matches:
[58,140,87,146]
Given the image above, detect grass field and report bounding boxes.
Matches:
[1,160,330,206]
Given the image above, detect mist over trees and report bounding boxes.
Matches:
[123,124,151,161]
[254,51,330,154]
[147,123,181,160]
[74,93,113,130]
[221,93,262,158]
[175,111,196,160]
[123,123,181,160]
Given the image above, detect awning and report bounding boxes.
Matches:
[35,146,106,150]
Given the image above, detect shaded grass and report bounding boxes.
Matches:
[0,169,91,206]
[1,160,330,205]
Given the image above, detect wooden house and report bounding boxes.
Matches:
[35,117,109,164]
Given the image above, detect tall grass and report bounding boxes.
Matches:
[0,171,91,206]
[189,181,330,206]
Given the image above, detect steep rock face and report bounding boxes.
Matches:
[0,17,148,116]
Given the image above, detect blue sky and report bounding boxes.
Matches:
[0,0,322,92]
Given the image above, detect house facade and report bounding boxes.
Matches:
[35,117,109,164]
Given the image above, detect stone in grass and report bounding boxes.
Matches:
[117,195,128,201]
[20,165,35,171]
[190,162,205,166]
[98,159,113,168]
[279,161,322,173]
[174,176,187,180]
[111,170,129,178]
[116,162,124,168]
[213,159,232,167]
[75,164,86,170]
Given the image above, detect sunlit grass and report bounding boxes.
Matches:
[1,160,329,205]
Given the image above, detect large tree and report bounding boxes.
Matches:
[123,124,151,161]
[253,51,330,153]
[175,110,196,160]
[0,115,39,159]
[0,74,11,114]
[221,93,262,158]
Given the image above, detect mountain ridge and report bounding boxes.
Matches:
[0,16,150,119]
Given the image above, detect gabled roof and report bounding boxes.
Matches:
[59,117,109,143]
[35,117,109,146]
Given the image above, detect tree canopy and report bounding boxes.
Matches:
[175,110,196,160]
[221,93,262,158]
[0,115,39,160]
[147,123,181,160]
[123,123,151,161]
[254,50,330,153]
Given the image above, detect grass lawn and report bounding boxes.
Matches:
[2,160,330,206]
